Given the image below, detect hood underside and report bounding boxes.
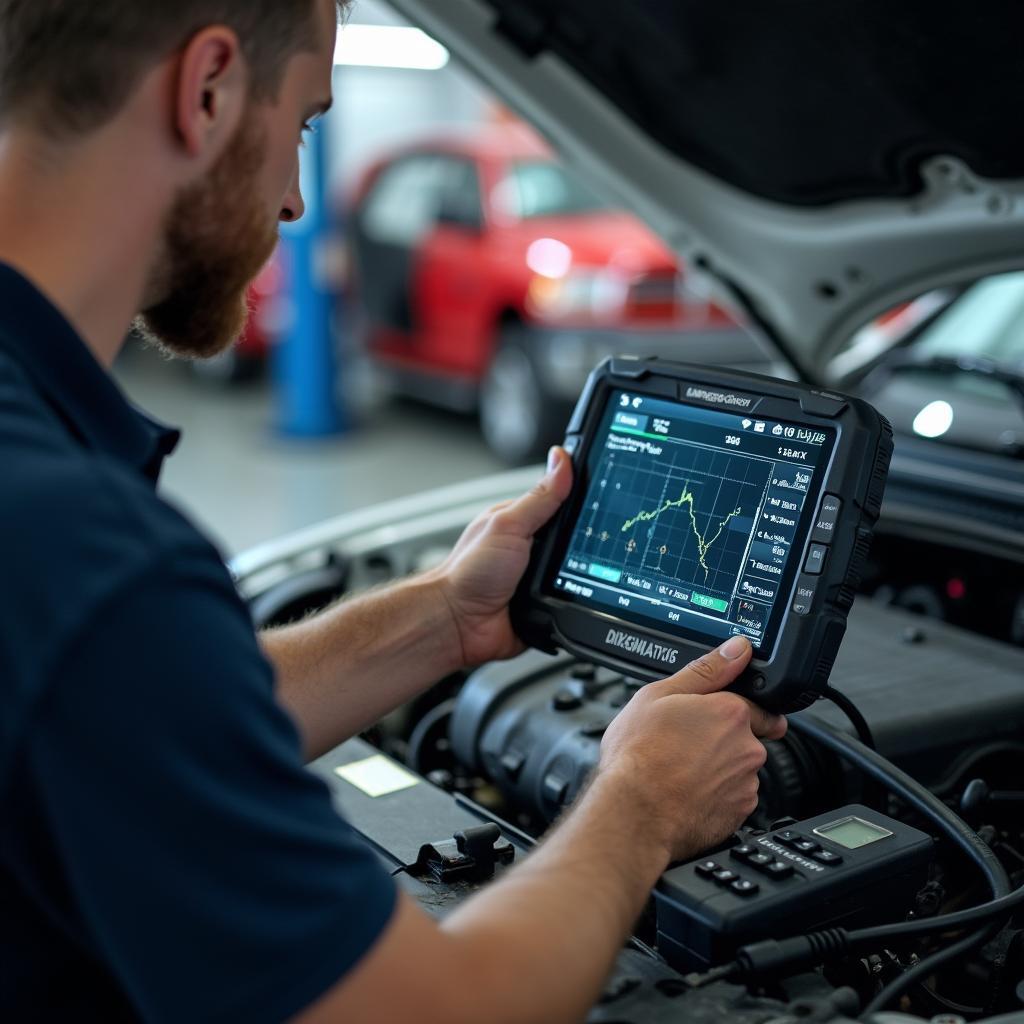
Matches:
[385,0,1024,380]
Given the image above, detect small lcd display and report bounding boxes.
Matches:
[549,390,835,655]
[814,817,893,850]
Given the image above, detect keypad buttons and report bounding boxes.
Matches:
[730,878,759,897]
[695,860,720,878]
[747,852,774,868]
[812,849,843,866]
[775,830,801,845]
[730,844,757,862]
[763,860,795,880]
[793,839,821,854]
[712,869,738,885]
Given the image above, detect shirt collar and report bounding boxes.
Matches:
[0,262,180,482]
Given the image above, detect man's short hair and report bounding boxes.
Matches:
[0,1,348,135]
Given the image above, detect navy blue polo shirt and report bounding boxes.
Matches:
[0,264,396,1022]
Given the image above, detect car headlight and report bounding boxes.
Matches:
[527,268,628,321]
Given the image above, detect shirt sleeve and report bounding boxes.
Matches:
[17,546,397,1024]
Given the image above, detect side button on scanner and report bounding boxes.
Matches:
[791,575,818,615]
[811,494,842,544]
[804,544,828,576]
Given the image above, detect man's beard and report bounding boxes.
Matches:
[134,107,280,360]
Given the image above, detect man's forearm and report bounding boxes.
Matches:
[264,458,573,764]
[297,771,675,1024]
[261,573,462,760]
[438,771,671,1023]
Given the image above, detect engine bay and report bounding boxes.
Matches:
[235,469,1024,1022]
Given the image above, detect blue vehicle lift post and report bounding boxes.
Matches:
[274,120,347,438]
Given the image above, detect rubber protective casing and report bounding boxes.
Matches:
[510,357,893,713]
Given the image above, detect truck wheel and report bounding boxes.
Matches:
[480,330,567,464]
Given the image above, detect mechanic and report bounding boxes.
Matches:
[0,2,786,1021]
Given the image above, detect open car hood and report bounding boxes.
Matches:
[386,0,1024,382]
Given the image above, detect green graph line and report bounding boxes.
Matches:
[621,486,742,577]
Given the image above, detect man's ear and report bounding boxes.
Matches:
[172,27,248,168]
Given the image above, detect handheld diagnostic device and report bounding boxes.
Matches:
[512,358,892,712]
[653,804,934,972]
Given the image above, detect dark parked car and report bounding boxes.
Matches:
[852,272,1024,459]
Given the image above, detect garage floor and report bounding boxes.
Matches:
[115,345,508,557]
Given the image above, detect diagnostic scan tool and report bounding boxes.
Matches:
[512,358,893,712]
[654,804,933,972]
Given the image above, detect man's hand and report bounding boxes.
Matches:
[432,447,573,667]
[597,635,787,863]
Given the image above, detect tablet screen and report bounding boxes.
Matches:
[549,390,836,656]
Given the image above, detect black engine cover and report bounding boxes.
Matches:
[451,600,1024,823]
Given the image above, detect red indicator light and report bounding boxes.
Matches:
[946,578,966,600]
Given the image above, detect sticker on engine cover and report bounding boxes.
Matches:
[334,754,420,798]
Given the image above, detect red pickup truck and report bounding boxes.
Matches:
[348,129,764,461]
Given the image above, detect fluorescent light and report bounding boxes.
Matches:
[334,25,450,71]
[912,400,954,438]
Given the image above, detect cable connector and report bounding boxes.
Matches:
[733,928,851,979]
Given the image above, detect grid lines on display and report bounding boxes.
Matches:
[574,439,774,599]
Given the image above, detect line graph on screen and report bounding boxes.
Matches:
[574,445,773,598]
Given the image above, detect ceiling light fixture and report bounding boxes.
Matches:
[334,25,450,71]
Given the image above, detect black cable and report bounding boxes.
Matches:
[821,686,876,751]
[928,741,1024,798]
[733,873,1024,981]
[849,887,1020,943]
[789,715,1009,902]
[860,926,995,1017]
[800,714,1013,995]
[910,977,985,1021]
[735,929,1000,1017]
[724,716,1014,1002]
[819,686,884,811]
